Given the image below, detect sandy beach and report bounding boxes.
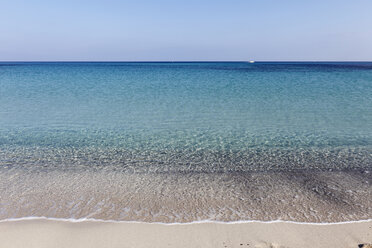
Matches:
[0,218,371,248]
[2,0,372,246]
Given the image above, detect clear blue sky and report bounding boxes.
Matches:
[1,0,371,61]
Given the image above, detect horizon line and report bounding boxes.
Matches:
[1,60,372,63]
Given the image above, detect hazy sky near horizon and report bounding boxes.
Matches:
[1,0,372,61]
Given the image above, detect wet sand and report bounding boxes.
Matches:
[0,218,371,248]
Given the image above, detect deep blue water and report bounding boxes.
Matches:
[0,62,371,172]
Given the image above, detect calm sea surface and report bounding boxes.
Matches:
[0,62,371,222]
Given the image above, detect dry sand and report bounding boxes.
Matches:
[0,219,371,248]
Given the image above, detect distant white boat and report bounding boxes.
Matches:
[249,60,255,63]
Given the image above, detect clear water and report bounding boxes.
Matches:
[0,62,371,222]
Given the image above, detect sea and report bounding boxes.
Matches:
[0,62,371,223]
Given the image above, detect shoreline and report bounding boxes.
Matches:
[0,218,371,248]
[1,216,372,225]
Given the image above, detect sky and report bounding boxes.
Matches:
[0,0,372,61]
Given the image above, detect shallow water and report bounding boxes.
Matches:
[0,62,371,222]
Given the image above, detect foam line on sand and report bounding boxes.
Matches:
[0,218,371,248]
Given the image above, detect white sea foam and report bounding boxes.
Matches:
[1,216,372,226]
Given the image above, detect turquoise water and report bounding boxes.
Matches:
[0,62,371,222]
[1,62,371,172]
